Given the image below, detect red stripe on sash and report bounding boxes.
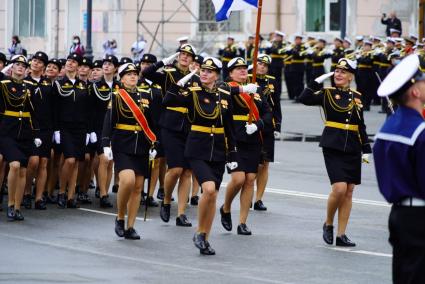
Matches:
[228,81,260,121]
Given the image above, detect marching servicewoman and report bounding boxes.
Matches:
[373,54,425,284]
[22,51,54,210]
[90,55,120,208]
[53,52,92,209]
[0,55,40,221]
[142,44,198,227]
[299,58,371,247]
[220,57,272,235]
[112,63,157,240]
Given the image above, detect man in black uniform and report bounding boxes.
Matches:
[268,31,286,103]
[288,34,306,102]
[218,36,239,80]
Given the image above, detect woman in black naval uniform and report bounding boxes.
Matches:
[112,63,157,240]
[220,57,272,236]
[0,55,41,221]
[299,58,372,247]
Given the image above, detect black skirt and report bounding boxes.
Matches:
[322,147,362,185]
[161,128,190,169]
[61,128,86,161]
[32,130,53,158]
[114,151,149,176]
[228,142,261,174]
[262,132,275,162]
[0,137,32,167]
[189,159,225,191]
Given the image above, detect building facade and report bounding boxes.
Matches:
[0,0,420,59]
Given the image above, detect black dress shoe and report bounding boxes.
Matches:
[100,196,113,208]
[190,196,199,206]
[89,179,96,189]
[146,196,159,207]
[82,193,92,204]
[237,223,252,235]
[23,194,32,209]
[66,199,79,208]
[115,218,125,237]
[95,187,100,198]
[57,193,67,209]
[253,200,267,211]
[46,194,57,204]
[14,209,24,221]
[336,234,356,247]
[323,223,334,245]
[193,232,206,250]
[200,241,216,255]
[124,227,140,240]
[160,202,171,222]
[34,199,47,210]
[220,205,232,231]
[176,214,192,227]
[112,184,119,193]
[7,206,15,221]
[156,187,164,200]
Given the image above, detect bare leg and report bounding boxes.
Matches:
[24,156,39,195]
[337,183,355,236]
[59,158,77,198]
[7,161,20,207]
[116,170,135,221]
[158,157,166,188]
[35,158,49,201]
[191,175,200,197]
[15,167,27,210]
[223,171,245,212]
[177,169,191,216]
[325,182,348,226]
[240,173,256,224]
[163,167,183,204]
[97,154,111,197]
[197,181,217,238]
[148,158,160,197]
[127,175,144,229]
[256,162,269,201]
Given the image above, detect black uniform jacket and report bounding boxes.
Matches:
[25,75,54,131]
[287,44,306,72]
[137,78,163,137]
[0,77,38,139]
[299,81,372,154]
[225,81,272,145]
[331,47,345,69]
[167,83,237,162]
[110,87,157,156]
[52,76,91,131]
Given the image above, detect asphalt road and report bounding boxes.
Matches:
[0,104,392,284]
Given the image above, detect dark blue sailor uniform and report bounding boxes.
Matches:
[373,106,425,284]
[299,81,371,184]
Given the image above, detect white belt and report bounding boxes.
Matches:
[396,197,425,207]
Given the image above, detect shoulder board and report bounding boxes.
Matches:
[188,86,202,91]
[218,88,230,95]
[351,89,362,96]
[163,67,176,72]
[265,75,275,80]
[23,80,35,85]
[139,88,151,93]
[153,84,162,89]
[1,80,11,84]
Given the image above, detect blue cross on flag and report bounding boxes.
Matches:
[212,0,258,22]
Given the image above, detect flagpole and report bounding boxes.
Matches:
[248,0,263,124]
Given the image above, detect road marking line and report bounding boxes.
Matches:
[323,246,392,258]
[220,182,390,207]
[77,208,152,221]
[0,233,289,284]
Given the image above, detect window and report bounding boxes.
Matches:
[13,0,46,37]
[306,0,341,32]
[198,0,242,32]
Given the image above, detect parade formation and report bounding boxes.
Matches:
[1,8,425,281]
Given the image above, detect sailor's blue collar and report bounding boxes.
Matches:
[374,105,425,145]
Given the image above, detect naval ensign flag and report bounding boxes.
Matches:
[212,0,258,22]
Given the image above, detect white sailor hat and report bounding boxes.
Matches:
[257,53,272,65]
[274,31,286,38]
[386,37,396,44]
[179,44,197,57]
[177,36,189,43]
[394,37,403,42]
[118,63,138,78]
[227,57,247,70]
[293,34,304,39]
[404,36,416,45]
[334,37,343,43]
[410,34,418,41]
[371,36,381,42]
[335,58,356,73]
[390,28,401,35]
[377,54,425,97]
[363,39,373,46]
[317,37,327,43]
[343,37,352,45]
[11,54,29,67]
[355,35,364,41]
[201,57,222,71]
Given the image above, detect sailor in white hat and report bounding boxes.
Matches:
[373,54,425,284]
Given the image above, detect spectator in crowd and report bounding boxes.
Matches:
[131,36,147,61]
[102,39,117,57]
[381,11,402,36]
[69,35,85,56]
[8,35,24,57]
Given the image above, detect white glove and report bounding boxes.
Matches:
[89,132,97,143]
[238,42,246,50]
[103,147,113,161]
[226,162,238,171]
[245,123,258,135]
[162,52,179,66]
[34,138,42,148]
[241,83,258,94]
[274,131,281,139]
[54,131,60,144]
[86,134,90,145]
[177,70,197,87]
[362,154,370,164]
[149,149,157,160]
[314,72,334,84]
